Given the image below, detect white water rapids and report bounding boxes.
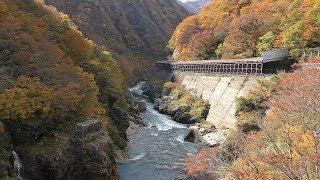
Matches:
[119,82,202,180]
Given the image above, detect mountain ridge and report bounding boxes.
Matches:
[177,0,213,13]
[45,0,190,81]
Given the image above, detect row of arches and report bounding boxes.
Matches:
[171,62,264,74]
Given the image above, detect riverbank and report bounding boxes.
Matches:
[119,82,232,179]
[120,82,203,179]
[153,82,230,147]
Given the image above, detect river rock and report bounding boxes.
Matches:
[174,112,193,124]
[126,122,140,137]
[154,85,210,125]
[130,96,147,113]
[184,130,196,143]
[154,97,169,113]
[128,112,144,126]
[141,82,161,101]
[169,105,190,117]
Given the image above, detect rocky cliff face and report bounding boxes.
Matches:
[15,120,121,180]
[154,82,210,124]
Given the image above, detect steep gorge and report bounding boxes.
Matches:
[44,0,190,80]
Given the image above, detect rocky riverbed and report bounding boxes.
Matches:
[153,82,229,146]
[119,82,230,179]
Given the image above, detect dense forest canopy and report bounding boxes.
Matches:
[44,0,190,81]
[169,0,320,60]
[184,58,320,179]
[0,0,129,144]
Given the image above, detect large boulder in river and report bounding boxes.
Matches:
[184,130,196,143]
[154,83,210,125]
[174,112,193,124]
[130,96,147,113]
[141,82,161,101]
[154,97,169,113]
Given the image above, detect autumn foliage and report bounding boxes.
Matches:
[169,0,320,60]
[184,61,320,179]
[45,0,190,81]
[0,0,128,144]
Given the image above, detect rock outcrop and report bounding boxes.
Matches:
[17,119,121,180]
[130,96,147,113]
[154,84,210,124]
[155,97,195,124]
[141,82,162,101]
[184,130,196,143]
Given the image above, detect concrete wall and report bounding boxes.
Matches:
[75,119,102,139]
[174,72,265,129]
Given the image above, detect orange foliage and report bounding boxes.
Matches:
[0,0,127,126]
[169,0,320,60]
[230,62,320,179]
[184,147,219,176]
[184,60,320,179]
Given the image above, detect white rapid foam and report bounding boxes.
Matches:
[150,133,159,137]
[145,102,186,131]
[129,81,146,94]
[130,82,186,131]
[120,82,202,180]
[129,153,146,161]
[174,134,186,143]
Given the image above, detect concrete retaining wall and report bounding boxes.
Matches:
[174,73,265,129]
[75,119,102,139]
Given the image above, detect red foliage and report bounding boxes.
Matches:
[184,147,219,176]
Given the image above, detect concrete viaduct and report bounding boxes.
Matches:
[156,49,291,75]
[155,49,295,131]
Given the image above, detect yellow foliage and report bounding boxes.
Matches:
[0,77,53,120]
[170,0,320,60]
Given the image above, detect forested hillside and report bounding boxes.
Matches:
[0,0,135,178]
[45,0,190,80]
[169,0,320,60]
[184,58,320,179]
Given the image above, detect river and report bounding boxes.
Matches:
[119,83,202,180]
